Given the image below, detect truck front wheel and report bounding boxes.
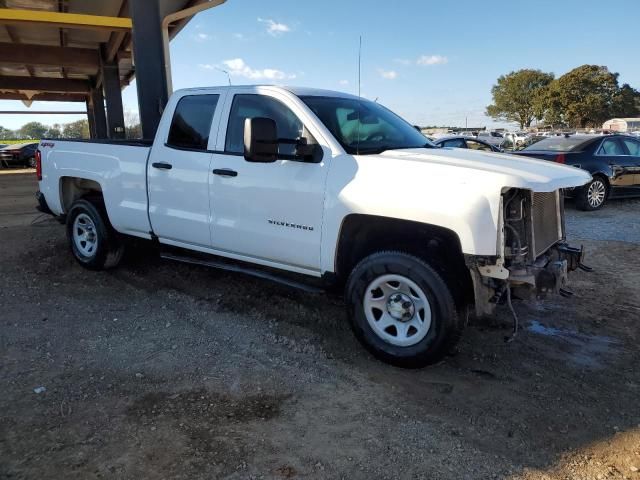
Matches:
[66,199,124,270]
[346,251,462,368]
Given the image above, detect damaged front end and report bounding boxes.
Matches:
[467,188,590,318]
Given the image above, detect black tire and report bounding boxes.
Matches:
[575,176,609,211]
[346,251,463,368]
[66,199,124,270]
[26,156,36,168]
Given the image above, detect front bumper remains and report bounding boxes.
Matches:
[468,242,590,318]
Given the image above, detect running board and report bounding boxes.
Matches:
[160,252,325,294]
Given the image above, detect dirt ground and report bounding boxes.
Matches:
[1,171,639,480]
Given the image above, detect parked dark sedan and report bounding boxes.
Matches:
[0,142,38,168]
[434,136,502,152]
[515,134,640,210]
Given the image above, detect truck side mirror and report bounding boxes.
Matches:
[244,117,278,163]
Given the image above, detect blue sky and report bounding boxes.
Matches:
[2,0,640,131]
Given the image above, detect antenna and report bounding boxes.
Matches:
[358,35,362,97]
[216,67,232,86]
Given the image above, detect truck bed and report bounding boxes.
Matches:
[39,139,153,238]
[42,138,154,147]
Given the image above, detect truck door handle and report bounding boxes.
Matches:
[212,168,238,177]
[152,162,173,170]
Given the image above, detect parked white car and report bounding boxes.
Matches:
[36,85,591,367]
[477,131,505,147]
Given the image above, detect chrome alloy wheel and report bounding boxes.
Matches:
[72,213,98,257]
[587,180,606,208]
[363,274,432,347]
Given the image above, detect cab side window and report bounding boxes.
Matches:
[225,94,303,156]
[167,94,220,150]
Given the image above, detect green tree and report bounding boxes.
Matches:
[0,126,15,140]
[542,65,626,128]
[124,110,142,139]
[44,124,62,138]
[62,119,90,139]
[486,69,554,129]
[19,121,48,139]
[125,123,142,139]
[612,83,640,118]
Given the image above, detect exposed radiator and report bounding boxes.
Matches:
[531,191,562,257]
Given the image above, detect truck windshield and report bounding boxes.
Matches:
[300,95,434,154]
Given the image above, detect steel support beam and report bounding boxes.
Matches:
[0,110,86,114]
[0,42,100,69]
[0,76,90,93]
[161,0,227,93]
[0,92,86,102]
[102,59,126,139]
[86,99,97,139]
[129,0,168,139]
[89,87,108,139]
[0,9,132,32]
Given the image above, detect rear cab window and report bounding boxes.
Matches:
[167,94,220,150]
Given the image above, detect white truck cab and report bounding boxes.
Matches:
[36,85,591,367]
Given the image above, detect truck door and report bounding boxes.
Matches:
[208,90,329,273]
[147,92,224,247]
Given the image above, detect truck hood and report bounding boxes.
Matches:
[373,147,591,192]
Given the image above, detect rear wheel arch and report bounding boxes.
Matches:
[66,198,124,270]
[333,214,474,308]
[59,176,106,211]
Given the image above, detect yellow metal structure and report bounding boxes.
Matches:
[0,8,132,31]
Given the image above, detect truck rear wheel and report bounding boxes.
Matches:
[66,199,124,270]
[346,251,462,368]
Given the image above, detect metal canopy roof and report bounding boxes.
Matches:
[0,0,203,104]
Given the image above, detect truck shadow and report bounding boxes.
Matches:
[13,219,640,479]
[112,234,640,477]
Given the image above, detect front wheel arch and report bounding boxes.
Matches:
[333,214,474,309]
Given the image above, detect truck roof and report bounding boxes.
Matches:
[176,85,361,100]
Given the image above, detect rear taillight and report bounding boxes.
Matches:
[555,153,566,164]
[35,149,42,180]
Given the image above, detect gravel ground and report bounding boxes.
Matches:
[1,172,639,480]
[565,197,640,244]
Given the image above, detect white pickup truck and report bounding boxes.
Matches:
[36,85,591,367]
